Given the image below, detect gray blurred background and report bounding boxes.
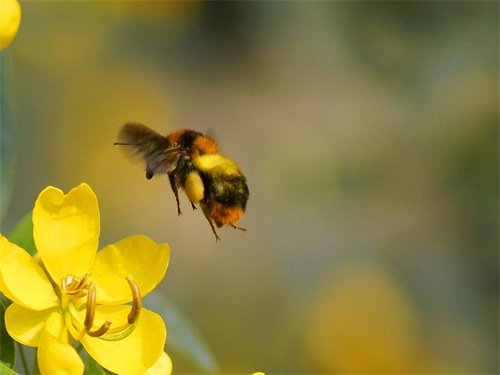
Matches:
[0,1,498,373]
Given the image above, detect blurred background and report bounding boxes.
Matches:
[0,1,498,374]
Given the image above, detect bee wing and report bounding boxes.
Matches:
[116,122,182,175]
[145,146,184,175]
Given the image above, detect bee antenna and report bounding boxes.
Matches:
[114,142,132,146]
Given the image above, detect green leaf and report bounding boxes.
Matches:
[0,299,15,370]
[0,294,11,309]
[0,362,18,375]
[8,213,37,256]
[143,291,219,372]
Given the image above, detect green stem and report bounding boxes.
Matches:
[17,343,30,375]
[32,348,40,375]
[74,342,84,353]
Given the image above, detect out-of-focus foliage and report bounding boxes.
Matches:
[0,298,15,370]
[143,291,219,373]
[0,53,15,221]
[0,1,497,373]
[7,212,36,255]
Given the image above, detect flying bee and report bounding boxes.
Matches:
[114,123,249,241]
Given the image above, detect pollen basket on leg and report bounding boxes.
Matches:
[185,172,204,204]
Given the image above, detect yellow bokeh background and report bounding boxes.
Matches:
[306,263,421,373]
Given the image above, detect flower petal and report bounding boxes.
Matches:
[5,303,59,346]
[90,235,169,304]
[38,328,84,375]
[0,235,58,310]
[33,184,99,282]
[0,0,21,50]
[143,352,172,375]
[43,309,69,342]
[82,307,166,375]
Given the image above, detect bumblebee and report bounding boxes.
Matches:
[114,123,249,241]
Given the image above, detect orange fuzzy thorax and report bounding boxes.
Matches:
[167,129,218,157]
[193,136,218,155]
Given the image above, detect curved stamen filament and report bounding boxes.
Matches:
[100,276,142,336]
[87,319,112,337]
[126,276,142,324]
[65,309,86,341]
[84,282,96,331]
[61,273,142,340]
[67,302,85,328]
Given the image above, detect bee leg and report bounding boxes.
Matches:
[168,174,182,216]
[230,224,247,234]
[206,219,221,242]
[190,201,197,211]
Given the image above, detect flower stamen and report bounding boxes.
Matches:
[66,274,74,289]
[126,276,142,324]
[65,308,86,341]
[61,277,68,292]
[61,273,143,340]
[84,281,97,331]
[66,288,87,297]
[87,319,112,337]
[98,276,142,340]
[76,272,92,289]
[68,276,81,291]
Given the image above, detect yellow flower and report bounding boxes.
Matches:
[143,352,173,375]
[0,183,170,375]
[0,0,21,50]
